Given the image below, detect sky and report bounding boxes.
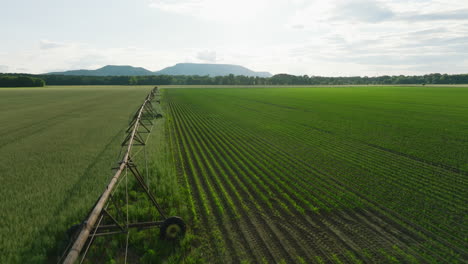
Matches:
[1,0,468,76]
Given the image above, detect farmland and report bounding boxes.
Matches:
[0,85,466,263]
[165,86,467,263]
[0,86,152,262]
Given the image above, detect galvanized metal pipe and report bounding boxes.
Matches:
[63,88,157,264]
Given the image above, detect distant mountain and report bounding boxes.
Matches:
[46,63,272,77]
[47,65,154,76]
[155,63,272,77]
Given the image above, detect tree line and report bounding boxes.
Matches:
[0,75,45,87]
[1,73,468,86]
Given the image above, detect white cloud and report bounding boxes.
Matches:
[333,0,395,23]
[39,39,67,50]
[196,50,217,63]
[149,0,271,23]
[2,0,468,76]
[398,9,468,22]
[149,0,203,15]
[291,24,305,30]
[3,40,192,74]
[279,0,468,75]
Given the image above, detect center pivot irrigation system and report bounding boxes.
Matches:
[61,87,186,264]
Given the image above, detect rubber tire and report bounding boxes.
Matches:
[160,216,186,240]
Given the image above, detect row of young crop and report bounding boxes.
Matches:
[215,97,466,262]
[162,90,459,263]
[196,88,461,219]
[250,110,465,240]
[169,100,384,262]
[172,98,458,262]
[168,95,330,262]
[220,89,468,193]
[173,98,288,260]
[207,88,468,171]
[169,100,301,262]
[219,94,467,241]
[169,99,424,264]
[183,88,464,260]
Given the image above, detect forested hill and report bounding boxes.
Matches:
[46,64,272,77]
[156,63,272,77]
[47,65,154,76]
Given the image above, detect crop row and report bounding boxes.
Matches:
[204,87,468,171]
[212,93,466,242]
[175,97,462,262]
[164,89,467,263]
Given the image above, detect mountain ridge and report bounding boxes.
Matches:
[155,63,272,77]
[47,65,154,76]
[46,63,272,77]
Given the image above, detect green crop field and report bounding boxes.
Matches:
[164,86,467,263]
[1,85,467,264]
[0,86,152,263]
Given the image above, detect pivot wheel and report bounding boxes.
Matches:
[160,216,186,240]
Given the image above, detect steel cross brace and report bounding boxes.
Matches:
[126,158,167,219]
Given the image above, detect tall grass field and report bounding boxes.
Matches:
[0,86,152,262]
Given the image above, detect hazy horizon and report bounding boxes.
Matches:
[1,0,467,77]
